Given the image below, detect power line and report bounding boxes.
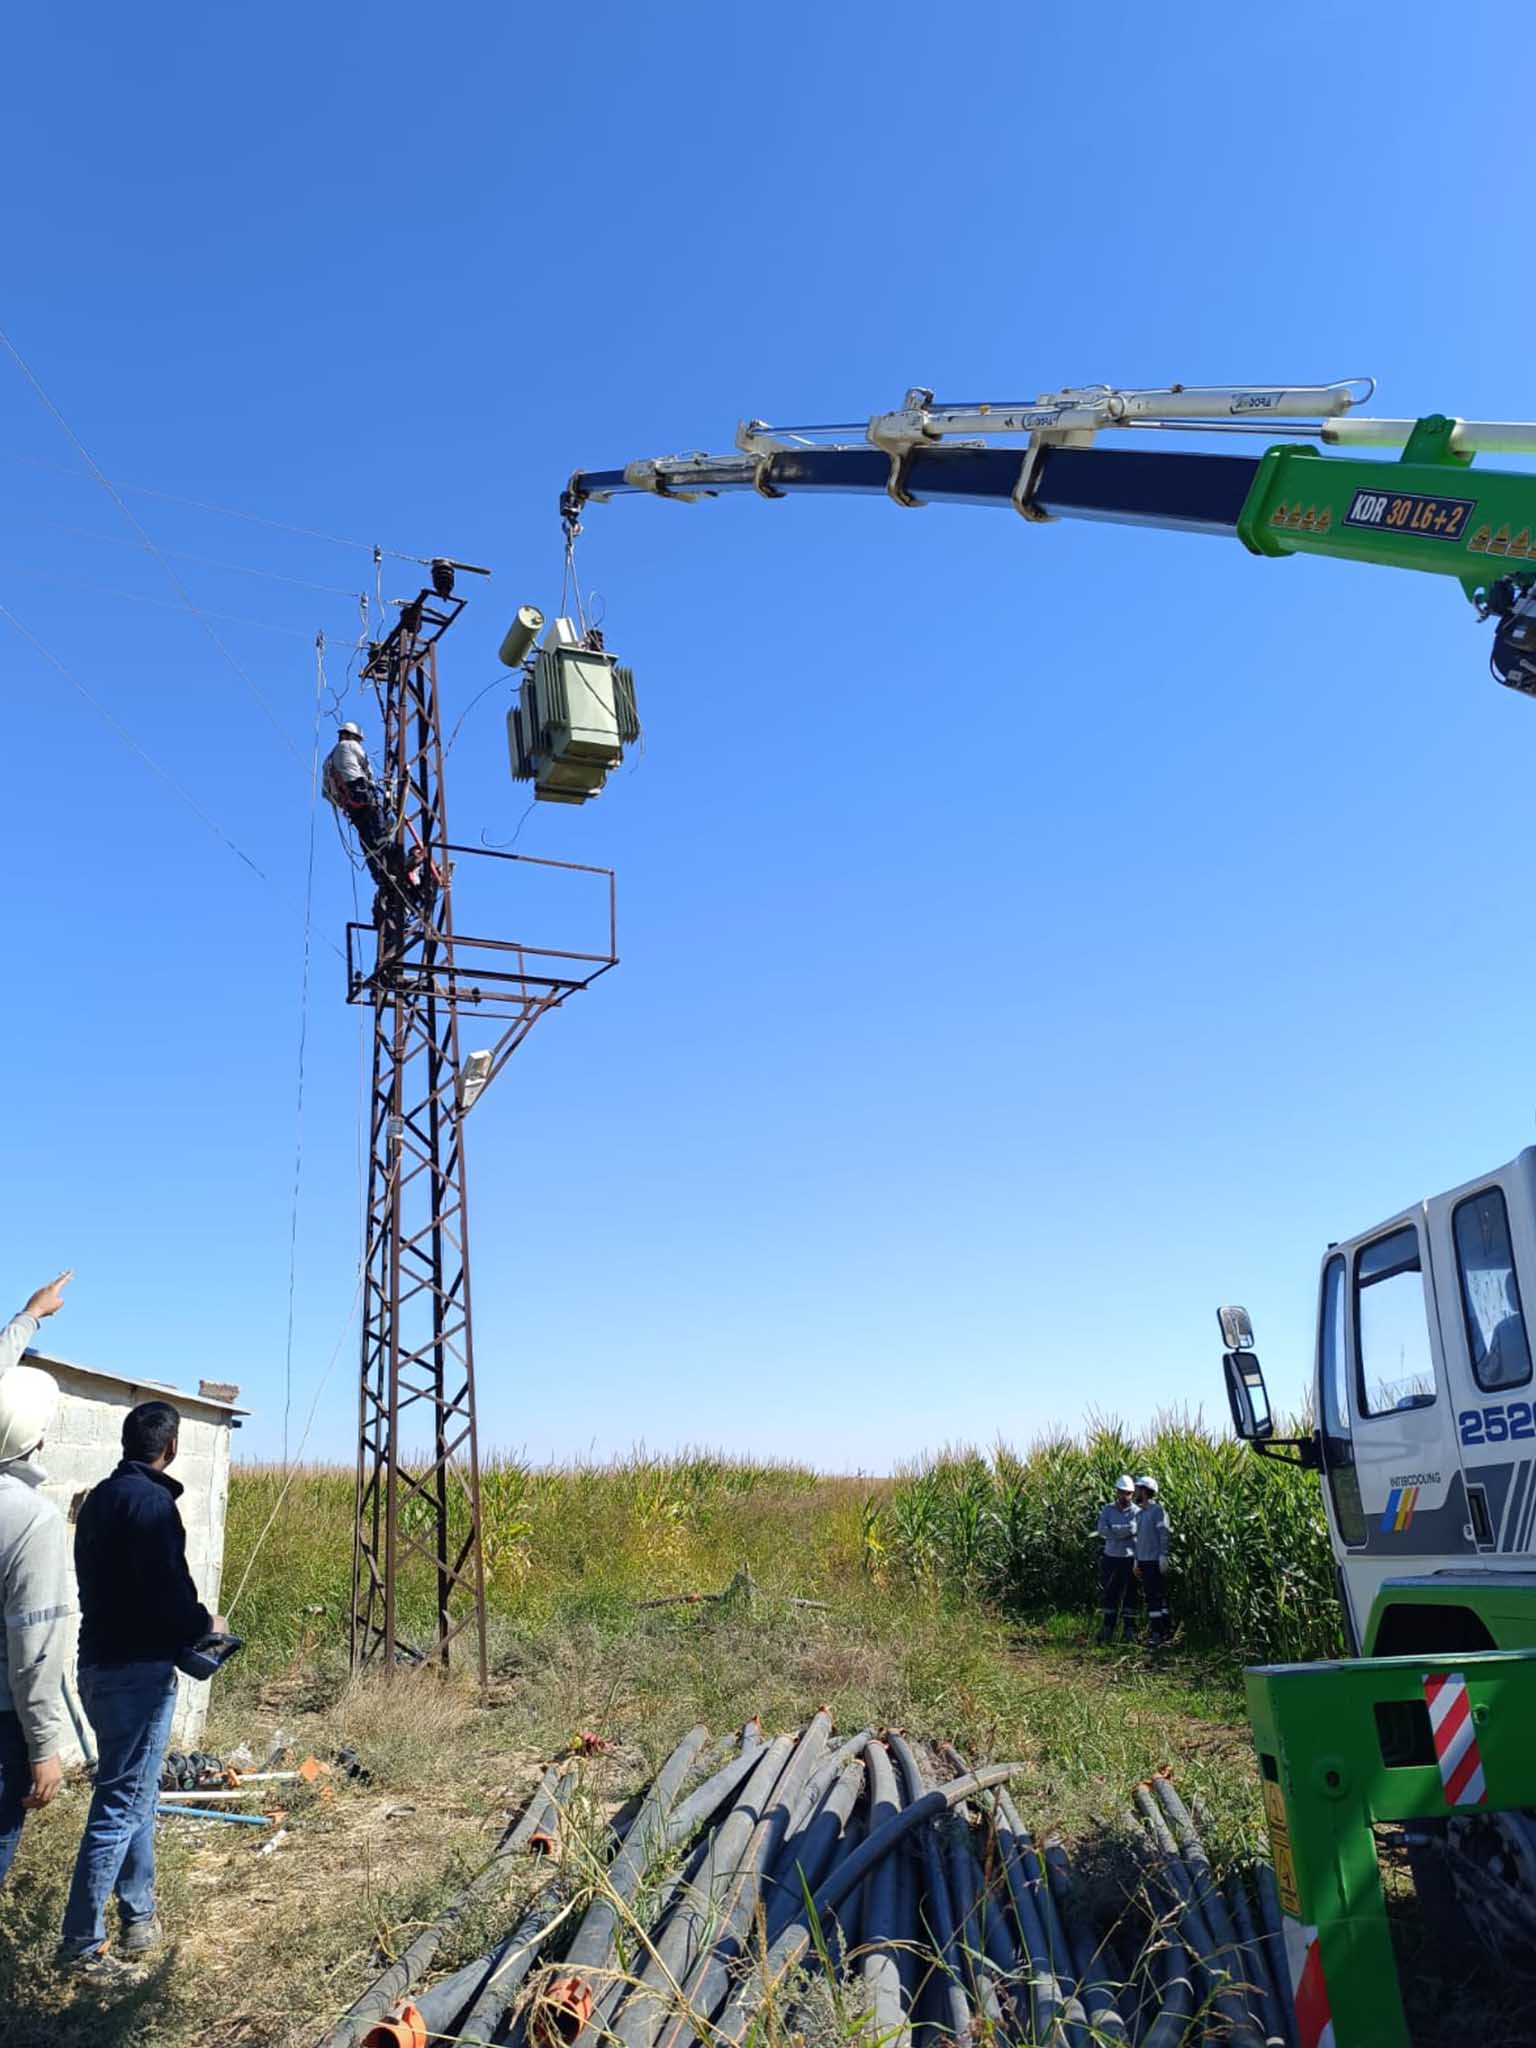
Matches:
[444,665,509,756]
[230,910,376,1616]
[0,601,267,881]
[128,485,424,566]
[10,559,349,638]
[281,633,326,1466]
[0,325,304,760]
[35,517,369,598]
[4,602,349,970]
[224,1252,366,1618]
[5,447,428,564]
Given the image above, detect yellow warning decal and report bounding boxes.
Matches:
[1263,1779,1301,1917]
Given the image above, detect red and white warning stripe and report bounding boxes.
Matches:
[1284,1921,1334,2048]
[1424,1671,1487,1807]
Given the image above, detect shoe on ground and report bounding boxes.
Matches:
[120,1916,163,1956]
[55,1942,142,1984]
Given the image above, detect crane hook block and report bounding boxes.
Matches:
[507,616,640,804]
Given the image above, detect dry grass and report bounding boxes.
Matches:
[0,1457,1268,2046]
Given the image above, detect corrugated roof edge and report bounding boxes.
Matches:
[24,1348,250,1417]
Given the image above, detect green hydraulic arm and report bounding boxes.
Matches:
[1239,413,1534,589]
[566,380,1536,693]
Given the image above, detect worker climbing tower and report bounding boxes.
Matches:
[347,573,619,1681]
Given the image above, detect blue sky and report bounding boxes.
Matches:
[4,1,1533,1469]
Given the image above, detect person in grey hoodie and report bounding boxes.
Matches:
[1094,1474,1139,1644]
[0,1271,74,1885]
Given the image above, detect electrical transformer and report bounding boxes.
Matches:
[506,618,640,804]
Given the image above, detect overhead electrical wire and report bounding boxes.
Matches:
[281,632,326,1467]
[36,517,369,598]
[0,601,267,881]
[444,666,510,756]
[0,324,305,760]
[6,447,428,563]
[9,561,346,638]
[231,889,375,1612]
[2,599,348,972]
[117,482,423,566]
[224,1244,368,1618]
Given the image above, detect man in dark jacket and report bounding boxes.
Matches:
[57,1401,224,1977]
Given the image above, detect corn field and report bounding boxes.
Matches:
[876,1413,1344,1663]
[225,1424,1341,1669]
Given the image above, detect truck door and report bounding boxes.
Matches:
[1346,1212,1475,1601]
[1317,1251,1367,1570]
[1425,1160,1536,1555]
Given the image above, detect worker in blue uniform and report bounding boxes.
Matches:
[1134,1475,1172,1646]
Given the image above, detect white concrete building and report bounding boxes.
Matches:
[26,1348,246,1762]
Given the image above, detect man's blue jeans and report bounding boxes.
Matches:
[0,1710,30,1884]
[60,1662,178,1954]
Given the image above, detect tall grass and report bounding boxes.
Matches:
[877,1412,1342,1663]
[225,1450,874,1661]
[226,1424,1339,1669]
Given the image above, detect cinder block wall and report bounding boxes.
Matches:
[38,1367,237,1763]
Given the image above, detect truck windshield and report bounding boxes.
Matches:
[1356,1225,1437,1416]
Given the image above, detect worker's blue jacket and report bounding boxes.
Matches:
[1095,1501,1137,1560]
[1134,1501,1171,1563]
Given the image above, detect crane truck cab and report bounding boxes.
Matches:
[1223,1147,1536,1660]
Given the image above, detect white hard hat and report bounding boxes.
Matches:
[338,721,364,741]
[1136,1475,1159,1494]
[1115,1474,1135,1494]
[0,1365,60,1462]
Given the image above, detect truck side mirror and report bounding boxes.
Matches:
[1224,1350,1275,1442]
[1218,1303,1256,1351]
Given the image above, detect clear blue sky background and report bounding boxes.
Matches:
[3,1,1531,1470]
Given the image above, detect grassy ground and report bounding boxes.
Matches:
[0,1457,1266,2048]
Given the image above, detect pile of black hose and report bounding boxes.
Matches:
[160,1750,227,1792]
[313,1729,1298,2048]
[1127,1772,1296,2048]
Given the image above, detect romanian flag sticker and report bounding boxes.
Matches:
[1381,1485,1420,1533]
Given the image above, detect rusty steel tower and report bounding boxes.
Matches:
[347,577,616,1680]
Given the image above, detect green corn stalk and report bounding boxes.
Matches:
[887,1411,1342,1663]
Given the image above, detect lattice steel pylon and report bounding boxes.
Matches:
[347,581,616,1681]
